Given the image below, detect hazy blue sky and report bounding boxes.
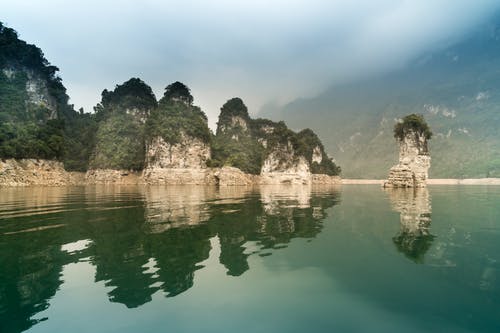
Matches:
[3,0,500,127]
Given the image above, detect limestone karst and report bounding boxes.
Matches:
[384,114,432,188]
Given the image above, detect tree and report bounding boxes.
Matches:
[162,81,193,105]
[394,114,432,141]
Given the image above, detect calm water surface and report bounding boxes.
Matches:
[0,185,499,333]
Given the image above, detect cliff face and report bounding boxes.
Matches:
[142,82,213,184]
[384,131,431,188]
[212,97,340,184]
[142,133,213,185]
[145,134,210,169]
[260,142,311,184]
[0,159,84,186]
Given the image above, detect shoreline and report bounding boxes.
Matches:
[342,178,500,185]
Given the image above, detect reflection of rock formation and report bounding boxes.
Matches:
[384,130,431,188]
[0,185,340,331]
[387,188,434,263]
[143,186,215,233]
[214,185,340,275]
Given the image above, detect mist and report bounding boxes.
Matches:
[3,0,500,128]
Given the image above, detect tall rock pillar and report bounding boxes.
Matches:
[384,114,431,188]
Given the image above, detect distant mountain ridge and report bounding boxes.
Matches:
[260,15,500,178]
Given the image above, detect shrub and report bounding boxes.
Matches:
[394,114,432,141]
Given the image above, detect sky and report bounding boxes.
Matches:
[3,0,500,128]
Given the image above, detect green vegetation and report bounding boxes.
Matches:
[91,113,145,170]
[0,21,339,176]
[146,83,210,145]
[394,114,432,141]
[296,129,341,175]
[0,21,91,165]
[211,98,341,175]
[94,78,157,118]
[90,79,158,170]
[162,81,193,105]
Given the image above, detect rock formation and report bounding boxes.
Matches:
[384,114,432,188]
[142,82,213,184]
[386,188,434,263]
[0,159,84,186]
[260,143,311,184]
[88,78,157,176]
[212,98,341,185]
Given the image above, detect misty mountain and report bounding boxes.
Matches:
[260,16,500,178]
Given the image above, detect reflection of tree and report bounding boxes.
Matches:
[0,185,340,331]
[211,185,340,276]
[89,203,157,308]
[386,188,434,263]
[0,237,63,333]
[147,226,213,297]
[0,187,84,333]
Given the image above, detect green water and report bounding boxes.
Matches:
[0,185,499,333]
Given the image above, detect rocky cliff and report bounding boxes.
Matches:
[0,159,84,186]
[0,21,340,185]
[89,78,157,173]
[384,115,431,188]
[260,143,311,184]
[141,82,213,184]
[211,98,340,185]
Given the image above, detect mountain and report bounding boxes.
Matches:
[211,97,340,176]
[260,16,500,178]
[0,22,96,171]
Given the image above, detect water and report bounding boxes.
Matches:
[0,185,499,333]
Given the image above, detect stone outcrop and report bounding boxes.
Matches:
[384,131,430,188]
[142,133,213,185]
[311,174,342,185]
[260,143,312,185]
[0,159,84,186]
[145,134,210,169]
[85,169,142,185]
[214,167,257,186]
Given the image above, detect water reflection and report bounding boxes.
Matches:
[0,185,340,332]
[386,188,434,263]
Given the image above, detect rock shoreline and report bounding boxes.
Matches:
[0,159,341,187]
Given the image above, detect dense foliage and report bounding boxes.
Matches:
[0,21,94,166]
[146,84,210,145]
[89,79,159,170]
[90,113,145,170]
[210,99,264,174]
[296,129,341,176]
[94,78,157,118]
[1,22,339,175]
[210,98,341,175]
[162,81,193,105]
[394,114,432,141]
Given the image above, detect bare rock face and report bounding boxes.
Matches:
[143,133,212,184]
[213,167,257,186]
[311,174,342,185]
[260,142,311,185]
[0,159,84,186]
[384,131,431,188]
[145,134,210,169]
[25,70,57,118]
[85,169,142,184]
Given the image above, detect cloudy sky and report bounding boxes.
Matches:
[3,0,500,128]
